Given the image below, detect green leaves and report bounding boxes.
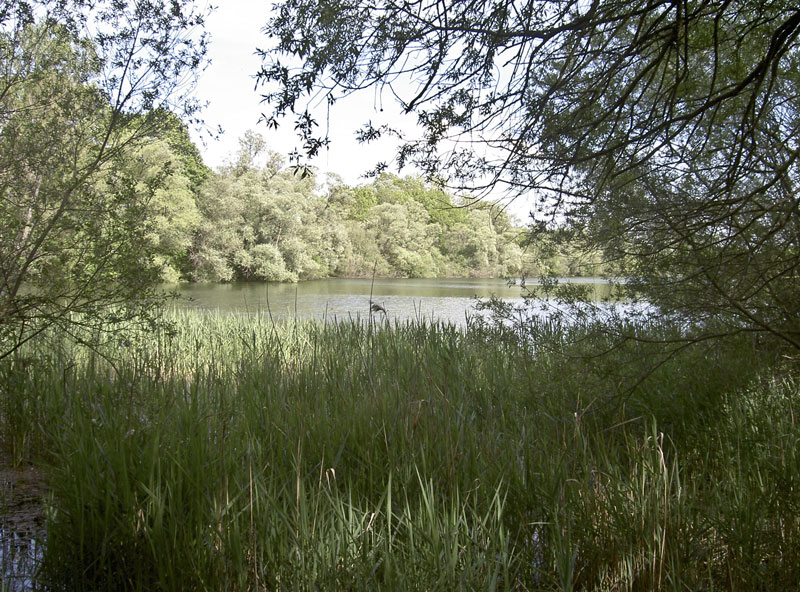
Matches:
[0,2,209,359]
[188,132,533,282]
[257,0,800,352]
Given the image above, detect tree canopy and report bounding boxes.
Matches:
[0,1,208,359]
[258,0,800,352]
[186,132,535,282]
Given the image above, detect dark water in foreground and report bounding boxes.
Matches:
[167,277,614,325]
[1,457,46,592]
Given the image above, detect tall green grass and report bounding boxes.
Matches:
[1,311,797,590]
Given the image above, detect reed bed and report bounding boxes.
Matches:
[1,311,797,590]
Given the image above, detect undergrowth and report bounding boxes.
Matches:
[1,312,797,590]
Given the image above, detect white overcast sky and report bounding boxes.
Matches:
[189,1,531,220]
[189,1,415,184]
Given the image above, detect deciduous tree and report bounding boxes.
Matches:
[258,0,800,351]
[0,2,208,358]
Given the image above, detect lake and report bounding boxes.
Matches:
[167,277,614,325]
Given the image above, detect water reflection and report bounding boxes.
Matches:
[167,277,615,325]
[1,463,46,592]
[0,528,43,592]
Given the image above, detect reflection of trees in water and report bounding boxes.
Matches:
[169,278,623,326]
[1,455,46,591]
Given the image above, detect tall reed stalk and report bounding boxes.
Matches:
[1,311,797,590]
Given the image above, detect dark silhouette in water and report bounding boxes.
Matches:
[370,302,387,315]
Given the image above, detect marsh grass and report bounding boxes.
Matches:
[1,311,798,590]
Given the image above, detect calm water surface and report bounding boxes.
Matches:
[168,278,613,325]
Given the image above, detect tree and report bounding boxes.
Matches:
[190,132,331,282]
[129,137,203,282]
[366,200,442,277]
[258,0,800,352]
[0,2,208,359]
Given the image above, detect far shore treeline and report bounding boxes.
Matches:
[146,125,599,284]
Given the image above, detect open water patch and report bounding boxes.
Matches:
[1,457,46,591]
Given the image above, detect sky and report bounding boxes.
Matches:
[189,1,417,184]
[189,1,530,219]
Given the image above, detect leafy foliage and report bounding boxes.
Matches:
[0,2,209,359]
[185,131,555,282]
[257,0,800,352]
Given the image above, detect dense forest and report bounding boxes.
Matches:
[144,125,598,284]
